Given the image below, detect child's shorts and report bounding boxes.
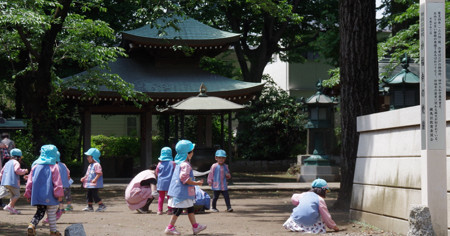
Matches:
[0,185,20,199]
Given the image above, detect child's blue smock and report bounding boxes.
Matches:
[291,191,320,226]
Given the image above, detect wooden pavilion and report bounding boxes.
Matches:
[63,17,264,172]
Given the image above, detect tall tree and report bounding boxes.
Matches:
[0,0,146,151]
[337,0,379,209]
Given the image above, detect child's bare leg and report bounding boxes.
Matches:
[188,212,197,225]
[9,197,18,208]
[169,214,178,226]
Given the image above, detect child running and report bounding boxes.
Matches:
[164,140,207,235]
[283,178,339,234]
[155,146,175,215]
[207,149,233,212]
[43,151,72,224]
[0,148,28,214]
[80,147,106,212]
[25,144,64,236]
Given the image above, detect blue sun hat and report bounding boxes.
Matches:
[55,151,61,162]
[174,140,195,164]
[84,148,101,163]
[10,148,22,158]
[34,144,58,165]
[158,147,173,161]
[311,178,330,191]
[215,149,226,157]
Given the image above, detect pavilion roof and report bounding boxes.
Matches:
[122,17,240,47]
[65,58,264,100]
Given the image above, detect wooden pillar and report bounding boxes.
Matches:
[175,114,179,142]
[164,115,170,146]
[220,113,225,148]
[205,115,212,147]
[180,113,185,139]
[82,108,91,172]
[140,111,152,169]
[228,112,232,164]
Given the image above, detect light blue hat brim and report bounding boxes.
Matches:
[174,140,195,164]
[10,148,22,157]
[34,145,58,165]
[84,148,101,163]
[215,149,227,157]
[158,147,173,161]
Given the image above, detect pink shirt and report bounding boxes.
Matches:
[0,159,28,186]
[125,169,156,210]
[291,193,337,229]
[179,161,192,184]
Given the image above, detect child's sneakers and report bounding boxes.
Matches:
[50,231,61,236]
[96,204,107,212]
[82,206,94,212]
[27,224,36,236]
[227,208,234,212]
[192,224,207,235]
[157,211,163,215]
[136,208,150,214]
[3,204,20,214]
[164,226,181,235]
[64,204,73,211]
[211,208,219,212]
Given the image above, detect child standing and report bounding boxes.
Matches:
[0,148,28,214]
[25,144,64,236]
[155,146,175,215]
[207,149,232,212]
[283,178,339,234]
[125,164,158,213]
[80,147,106,212]
[164,140,207,235]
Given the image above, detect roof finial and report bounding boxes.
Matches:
[198,83,208,97]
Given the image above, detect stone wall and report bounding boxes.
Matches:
[229,159,296,172]
[351,102,450,234]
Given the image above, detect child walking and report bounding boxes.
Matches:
[155,146,175,215]
[164,140,207,235]
[80,148,106,212]
[125,164,158,213]
[25,144,64,236]
[283,178,339,234]
[43,151,72,224]
[207,149,233,212]
[0,148,28,214]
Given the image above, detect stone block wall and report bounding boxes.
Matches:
[351,102,450,234]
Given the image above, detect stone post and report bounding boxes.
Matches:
[419,0,447,235]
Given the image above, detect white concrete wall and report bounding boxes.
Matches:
[351,101,450,234]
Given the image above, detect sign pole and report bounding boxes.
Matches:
[420,0,447,234]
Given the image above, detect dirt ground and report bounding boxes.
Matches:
[0,189,400,236]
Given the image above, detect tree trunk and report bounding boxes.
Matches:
[336,0,379,210]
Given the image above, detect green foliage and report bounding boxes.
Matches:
[90,134,165,165]
[377,1,450,75]
[322,68,340,88]
[235,75,307,160]
[90,135,140,159]
[11,129,34,167]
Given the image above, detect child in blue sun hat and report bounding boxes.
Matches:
[207,149,233,212]
[156,147,175,215]
[80,147,106,212]
[25,144,64,236]
[0,148,28,215]
[283,178,339,234]
[165,140,207,235]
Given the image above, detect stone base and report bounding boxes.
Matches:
[297,165,340,182]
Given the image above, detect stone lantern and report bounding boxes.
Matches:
[298,81,340,182]
[382,54,420,110]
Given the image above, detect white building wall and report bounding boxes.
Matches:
[351,101,450,234]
